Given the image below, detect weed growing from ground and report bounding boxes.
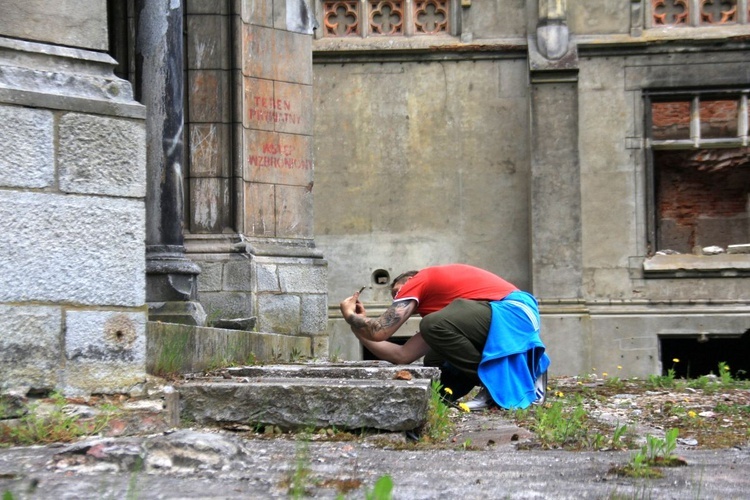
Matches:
[612,428,685,478]
[422,381,454,443]
[152,330,190,377]
[365,475,393,500]
[532,400,588,449]
[0,392,115,446]
[287,437,312,499]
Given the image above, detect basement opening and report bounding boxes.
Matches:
[660,331,750,380]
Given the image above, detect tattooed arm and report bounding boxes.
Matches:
[354,330,430,365]
[339,291,417,342]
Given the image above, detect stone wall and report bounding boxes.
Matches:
[313,0,750,376]
[0,15,147,394]
[184,0,328,354]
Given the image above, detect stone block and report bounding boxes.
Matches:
[65,310,146,364]
[64,361,147,396]
[189,177,232,233]
[241,24,274,79]
[187,0,230,15]
[0,0,108,51]
[189,123,231,177]
[223,259,253,291]
[187,14,230,70]
[0,305,61,391]
[257,293,300,334]
[58,113,146,198]
[243,129,314,186]
[196,261,224,292]
[278,264,327,294]
[243,182,276,237]
[242,24,310,84]
[0,191,146,306]
[178,378,431,431]
[272,81,313,135]
[0,105,54,189]
[240,0,274,26]
[276,184,314,238]
[188,70,231,123]
[200,291,255,320]
[254,262,280,292]
[272,29,312,84]
[242,77,281,132]
[300,294,328,335]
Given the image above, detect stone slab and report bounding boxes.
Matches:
[224,362,440,380]
[178,377,431,431]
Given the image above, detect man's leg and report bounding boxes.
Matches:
[420,299,491,399]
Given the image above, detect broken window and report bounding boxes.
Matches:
[645,90,750,256]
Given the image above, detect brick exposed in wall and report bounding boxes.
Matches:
[656,148,750,251]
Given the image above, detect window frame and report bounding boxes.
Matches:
[642,88,750,277]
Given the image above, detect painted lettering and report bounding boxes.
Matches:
[252,95,293,111]
[247,108,302,125]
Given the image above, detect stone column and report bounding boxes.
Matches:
[528,0,582,299]
[136,0,206,326]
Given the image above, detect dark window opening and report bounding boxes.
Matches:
[660,332,750,380]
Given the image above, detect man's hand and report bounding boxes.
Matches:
[339,289,365,325]
[341,292,417,342]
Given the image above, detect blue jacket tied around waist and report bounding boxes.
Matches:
[477,290,550,409]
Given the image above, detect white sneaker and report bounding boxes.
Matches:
[465,387,495,410]
[532,371,547,405]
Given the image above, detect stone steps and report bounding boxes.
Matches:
[177,362,440,432]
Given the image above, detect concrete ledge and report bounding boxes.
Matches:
[146,322,311,375]
[178,377,432,431]
[643,254,750,278]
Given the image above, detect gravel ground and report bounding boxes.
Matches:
[1,374,749,499]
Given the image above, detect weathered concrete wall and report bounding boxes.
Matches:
[313,0,750,375]
[314,57,531,301]
[313,0,533,362]
[0,32,147,395]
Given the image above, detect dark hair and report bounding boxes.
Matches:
[391,270,418,289]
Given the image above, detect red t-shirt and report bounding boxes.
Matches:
[393,264,518,316]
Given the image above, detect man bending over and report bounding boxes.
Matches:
[339,263,550,409]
